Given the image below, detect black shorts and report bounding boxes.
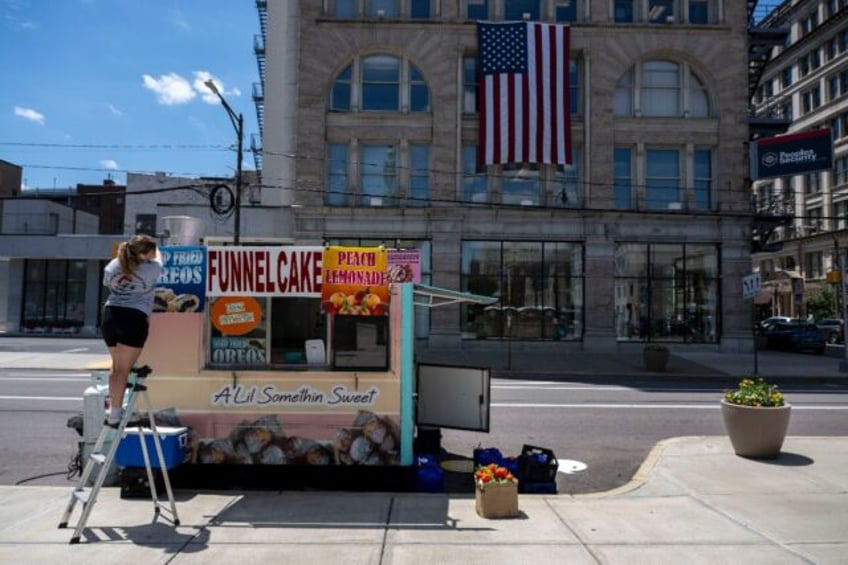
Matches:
[101,306,149,348]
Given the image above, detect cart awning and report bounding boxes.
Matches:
[412,283,498,308]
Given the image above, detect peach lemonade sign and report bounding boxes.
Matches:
[321,246,389,315]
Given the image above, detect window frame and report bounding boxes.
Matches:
[645,148,682,211]
[460,240,585,341]
[614,147,634,209]
[615,60,711,118]
[329,54,431,114]
[614,242,721,344]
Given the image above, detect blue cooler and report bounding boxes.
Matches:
[115,426,188,469]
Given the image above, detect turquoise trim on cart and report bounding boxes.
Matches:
[400,283,415,466]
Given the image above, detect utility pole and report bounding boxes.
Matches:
[204,80,244,244]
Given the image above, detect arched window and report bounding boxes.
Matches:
[689,72,710,117]
[362,56,400,111]
[614,59,711,118]
[329,55,431,113]
[641,61,680,116]
[331,65,353,111]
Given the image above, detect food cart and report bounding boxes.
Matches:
[134,244,495,489]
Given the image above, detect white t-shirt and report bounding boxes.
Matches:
[103,258,164,316]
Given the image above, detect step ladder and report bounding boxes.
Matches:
[58,365,180,544]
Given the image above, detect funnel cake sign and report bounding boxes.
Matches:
[321,247,389,315]
[206,246,323,297]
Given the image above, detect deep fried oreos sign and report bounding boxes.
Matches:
[154,246,206,313]
[752,129,833,180]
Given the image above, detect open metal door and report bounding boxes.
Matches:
[415,363,490,432]
[411,285,496,432]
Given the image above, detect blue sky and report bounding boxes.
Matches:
[0,0,260,191]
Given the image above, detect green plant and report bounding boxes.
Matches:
[807,285,837,320]
[643,343,669,351]
[724,378,785,407]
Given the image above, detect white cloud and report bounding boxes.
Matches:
[142,72,196,105]
[194,71,241,104]
[2,0,37,30]
[170,9,190,31]
[99,160,119,170]
[14,106,45,125]
[108,103,123,117]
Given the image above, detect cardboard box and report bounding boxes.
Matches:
[115,426,188,469]
[475,481,519,519]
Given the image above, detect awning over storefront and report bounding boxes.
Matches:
[412,284,498,308]
[754,292,773,305]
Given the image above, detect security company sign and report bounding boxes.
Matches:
[752,129,833,180]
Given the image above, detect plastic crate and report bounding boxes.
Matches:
[518,444,558,483]
[115,426,188,469]
[519,481,558,494]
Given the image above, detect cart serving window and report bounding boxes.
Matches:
[205,245,392,371]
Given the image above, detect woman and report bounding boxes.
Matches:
[101,234,163,425]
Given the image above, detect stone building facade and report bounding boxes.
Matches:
[256,1,755,363]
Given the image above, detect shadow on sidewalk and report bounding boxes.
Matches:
[203,491,494,531]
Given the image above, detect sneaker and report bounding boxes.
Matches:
[104,412,146,428]
[105,408,124,428]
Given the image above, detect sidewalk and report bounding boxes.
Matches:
[1,341,846,562]
[2,435,845,563]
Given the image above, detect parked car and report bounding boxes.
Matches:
[816,318,844,344]
[758,316,794,328]
[758,321,827,354]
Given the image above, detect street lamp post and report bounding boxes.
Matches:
[204,79,244,244]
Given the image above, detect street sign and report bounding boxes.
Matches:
[742,273,762,300]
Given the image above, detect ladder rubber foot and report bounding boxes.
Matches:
[70,537,80,545]
[58,522,67,529]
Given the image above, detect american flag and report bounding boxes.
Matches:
[477,21,572,167]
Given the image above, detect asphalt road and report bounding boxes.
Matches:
[2,364,847,494]
[440,376,848,494]
[0,368,89,486]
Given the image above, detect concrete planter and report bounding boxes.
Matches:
[720,399,792,459]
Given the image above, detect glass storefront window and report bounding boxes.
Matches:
[21,259,87,334]
[461,241,584,340]
[614,243,720,343]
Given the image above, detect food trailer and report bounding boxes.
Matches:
[134,244,495,489]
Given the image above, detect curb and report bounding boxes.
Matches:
[570,437,668,500]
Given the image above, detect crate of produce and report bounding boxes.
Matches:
[475,481,519,519]
[115,426,188,469]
